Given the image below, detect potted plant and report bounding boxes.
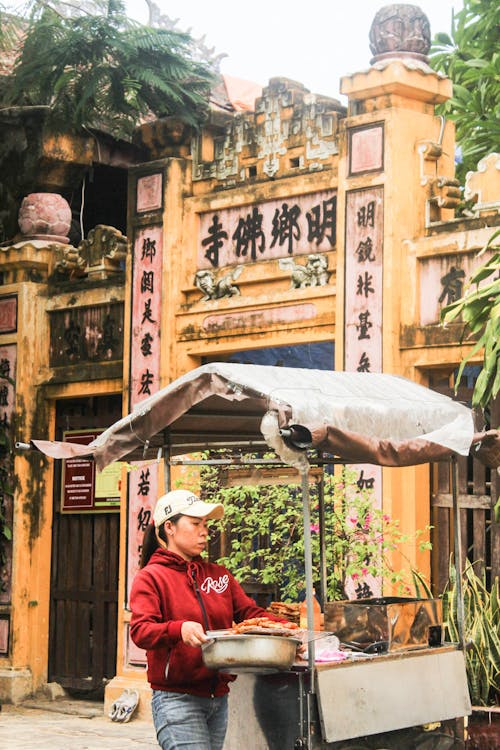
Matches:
[442,561,500,747]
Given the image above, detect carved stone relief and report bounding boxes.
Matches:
[194,266,244,301]
[192,78,345,184]
[50,303,124,366]
[278,253,330,288]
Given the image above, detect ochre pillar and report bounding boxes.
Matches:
[105,156,192,719]
[336,16,454,584]
[0,249,54,702]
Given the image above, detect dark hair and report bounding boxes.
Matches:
[139,514,183,568]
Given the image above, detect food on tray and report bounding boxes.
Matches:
[231,616,299,635]
[267,601,300,625]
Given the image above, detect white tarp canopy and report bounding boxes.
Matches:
[28,363,499,471]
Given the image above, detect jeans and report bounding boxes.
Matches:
[152,690,228,750]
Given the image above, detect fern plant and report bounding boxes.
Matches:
[1,0,216,139]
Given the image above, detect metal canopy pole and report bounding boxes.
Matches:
[451,456,466,649]
[164,437,171,493]
[317,465,327,611]
[301,469,316,679]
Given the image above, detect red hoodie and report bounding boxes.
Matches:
[130,548,280,697]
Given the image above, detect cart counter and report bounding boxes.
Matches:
[224,645,470,749]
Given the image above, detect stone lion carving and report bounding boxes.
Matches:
[194,265,243,301]
[278,253,330,288]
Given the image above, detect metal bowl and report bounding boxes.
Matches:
[201,634,301,674]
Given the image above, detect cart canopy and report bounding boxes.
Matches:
[29,363,499,471]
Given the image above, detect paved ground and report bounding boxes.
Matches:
[0,698,158,749]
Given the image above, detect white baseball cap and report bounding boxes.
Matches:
[153,489,224,528]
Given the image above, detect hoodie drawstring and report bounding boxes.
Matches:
[190,566,218,698]
[190,565,210,632]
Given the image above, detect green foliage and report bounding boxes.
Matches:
[1,0,216,139]
[429,0,500,182]
[440,230,500,409]
[200,463,432,602]
[442,561,500,706]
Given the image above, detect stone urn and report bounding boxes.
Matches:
[18,192,72,243]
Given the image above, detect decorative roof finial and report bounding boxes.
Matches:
[369,4,431,64]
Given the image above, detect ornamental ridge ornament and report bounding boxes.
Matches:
[192,78,344,184]
[369,4,431,64]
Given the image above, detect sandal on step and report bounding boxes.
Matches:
[108,689,139,723]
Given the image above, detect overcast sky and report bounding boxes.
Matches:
[126,0,463,99]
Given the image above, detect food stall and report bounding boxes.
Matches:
[24,363,500,749]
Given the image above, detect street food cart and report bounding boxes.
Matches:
[24,363,500,749]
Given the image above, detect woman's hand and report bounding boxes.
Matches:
[181,621,208,648]
[296,642,307,659]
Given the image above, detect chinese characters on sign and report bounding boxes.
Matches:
[418,251,495,326]
[344,188,384,599]
[343,464,383,600]
[127,225,163,629]
[127,462,159,592]
[198,192,337,269]
[345,188,384,374]
[131,227,163,401]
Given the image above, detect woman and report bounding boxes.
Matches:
[130,488,285,750]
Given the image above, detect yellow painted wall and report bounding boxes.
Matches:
[334,63,456,585]
[0,237,125,702]
[2,42,497,711]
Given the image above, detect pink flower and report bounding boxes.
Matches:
[348,515,358,526]
[361,567,369,576]
[382,514,391,522]
[310,523,320,534]
[351,573,359,580]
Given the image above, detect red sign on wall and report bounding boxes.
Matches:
[61,431,121,513]
[0,296,17,334]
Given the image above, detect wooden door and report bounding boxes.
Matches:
[48,395,121,693]
[429,371,499,593]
